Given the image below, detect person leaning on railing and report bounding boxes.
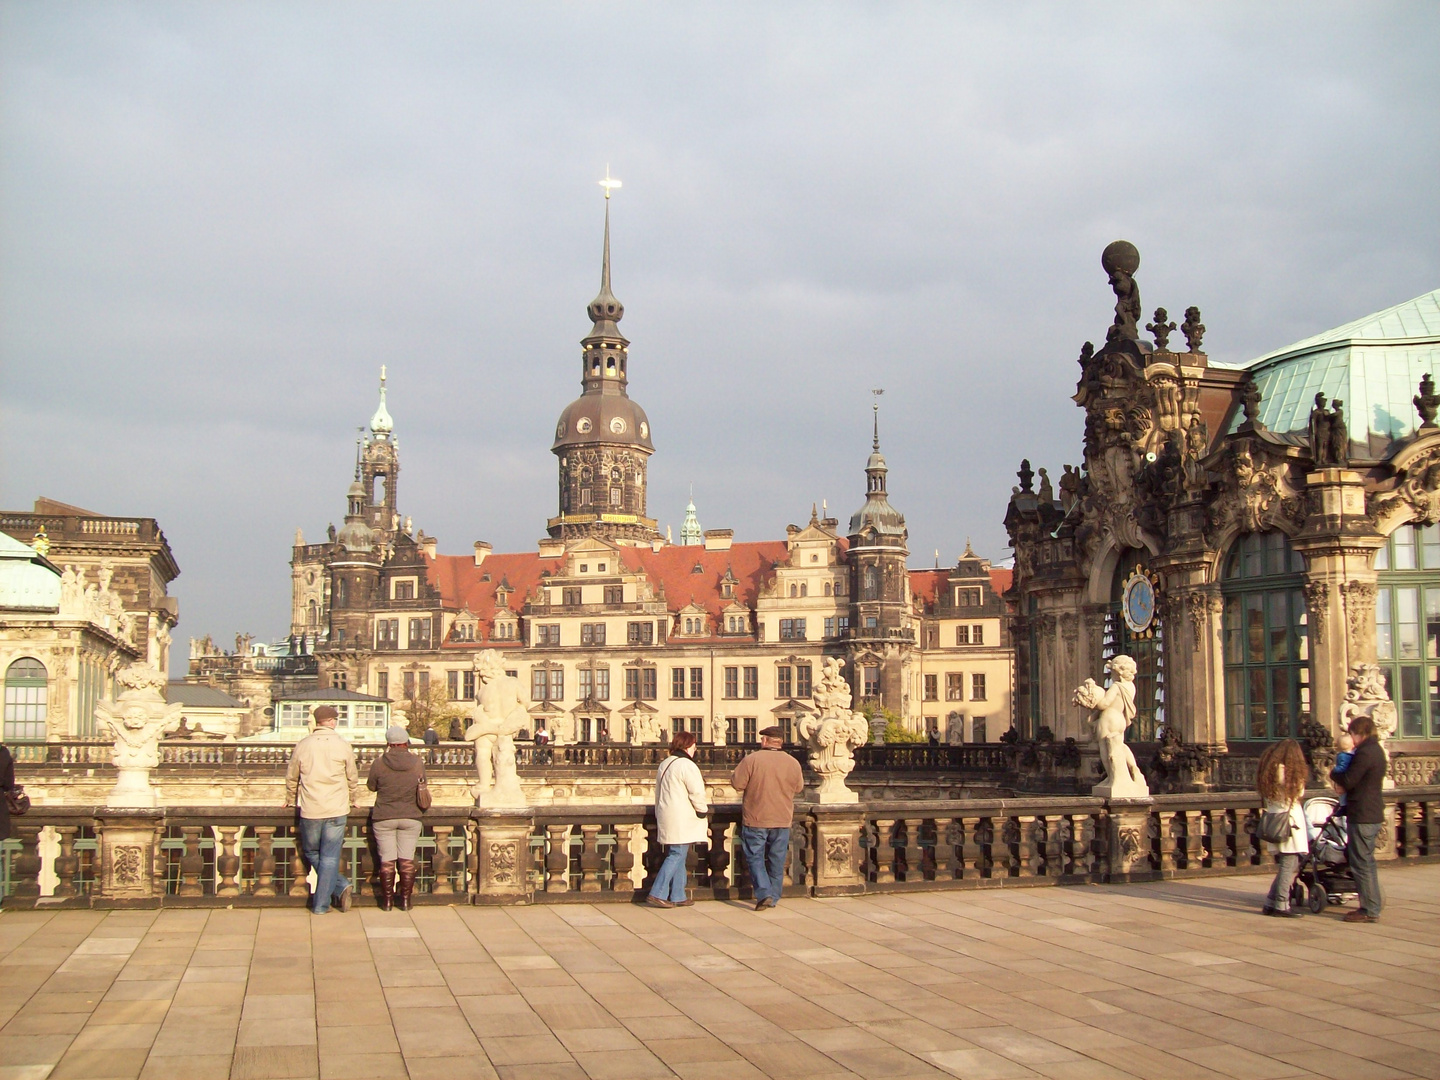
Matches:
[646,730,708,909]
[367,724,429,912]
[284,705,360,915]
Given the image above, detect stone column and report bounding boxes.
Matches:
[810,810,865,896]
[471,809,534,904]
[94,810,166,905]
[1295,469,1384,737]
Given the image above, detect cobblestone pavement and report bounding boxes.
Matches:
[1,865,1438,1080]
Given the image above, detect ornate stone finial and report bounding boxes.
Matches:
[1146,308,1176,351]
[1416,373,1440,430]
[1181,306,1206,352]
[1239,373,1263,427]
[1017,458,1035,493]
[1101,241,1141,343]
[1077,341,1094,368]
[370,365,394,436]
[810,503,820,527]
[962,537,976,558]
[796,657,871,804]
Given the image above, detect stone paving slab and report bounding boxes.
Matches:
[2,865,1438,1080]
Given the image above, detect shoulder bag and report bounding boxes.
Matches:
[5,786,30,816]
[1258,807,1295,844]
[414,762,432,812]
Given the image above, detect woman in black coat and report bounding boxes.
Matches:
[0,744,15,843]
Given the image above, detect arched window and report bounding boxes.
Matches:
[335,576,348,608]
[307,599,318,627]
[1222,532,1308,741]
[1374,522,1440,740]
[862,566,880,601]
[4,657,48,742]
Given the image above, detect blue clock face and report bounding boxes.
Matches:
[1122,574,1156,634]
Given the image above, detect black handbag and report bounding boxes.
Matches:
[5,786,30,816]
[1258,809,1295,844]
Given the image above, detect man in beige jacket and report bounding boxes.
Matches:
[285,705,360,913]
[732,725,805,910]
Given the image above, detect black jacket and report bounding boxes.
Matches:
[1332,737,1386,824]
[0,744,14,842]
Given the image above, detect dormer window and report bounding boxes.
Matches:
[721,582,734,599]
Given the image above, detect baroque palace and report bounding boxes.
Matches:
[253,201,1014,747]
[1006,240,1440,786]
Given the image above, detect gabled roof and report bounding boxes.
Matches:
[167,683,248,709]
[908,566,1012,609]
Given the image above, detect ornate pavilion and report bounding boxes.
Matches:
[1006,242,1439,785]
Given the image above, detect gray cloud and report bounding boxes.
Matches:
[2,2,1437,670]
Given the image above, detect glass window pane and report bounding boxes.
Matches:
[1375,542,1389,571]
[1430,667,1440,740]
[1293,590,1309,661]
[1428,589,1440,661]
[1224,598,1242,664]
[1395,526,1417,570]
[1245,594,1265,664]
[1290,546,1306,574]
[1399,587,1421,659]
[1271,666,1292,738]
[1249,669,1268,739]
[1225,670,1246,740]
[1267,592,1289,663]
[1377,588,1393,660]
[1244,536,1264,578]
[1400,665,1424,737]
[1265,532,1286,576]
[1423,524,1440,569]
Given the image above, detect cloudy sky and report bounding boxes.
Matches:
[2,3,1437,672]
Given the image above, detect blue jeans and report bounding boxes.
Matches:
[741,826,789,904]
[1348,821,1384,917]
[299,815,350,913]
[649,843,690,903]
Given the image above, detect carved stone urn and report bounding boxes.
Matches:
[797,658,872,804]
[94,663,183,808]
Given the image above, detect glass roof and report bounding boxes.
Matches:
[1224,289,1440,458]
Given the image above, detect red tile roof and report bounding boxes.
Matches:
[907,566,1013,612]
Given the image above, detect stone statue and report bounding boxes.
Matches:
[796,657,871,804]
[1415,373,1440,430]
[628,712,664,746]
[1181,306,1205,352]
[1329,400,1349,468]
[1058,465,1081,511]
[1102,241,1142,343]
[1308,393,1333,464]
[1072,655,1150,799]
[463,650,529,807]
[1037,468,1054,506]
[327,523,337,543]
[1146,308,1176,351]
[1339,662,1397,787]
[151,621,171,670]
[94,663,184,807]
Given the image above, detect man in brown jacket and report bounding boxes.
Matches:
[285,705,360,913]
[732,725,805,910]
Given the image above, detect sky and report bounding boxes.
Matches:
[2,3,1437,674]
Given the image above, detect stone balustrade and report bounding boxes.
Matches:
[4,786,1436,908]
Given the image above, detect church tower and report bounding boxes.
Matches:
[548,184,659,545]
[846,401,912,714]
[360,366,401,548]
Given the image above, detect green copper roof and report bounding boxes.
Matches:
[1226,289,1440,457]
[0,530,61,611]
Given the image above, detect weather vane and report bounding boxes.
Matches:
[599,165,622,200]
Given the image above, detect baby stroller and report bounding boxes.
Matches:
[1294,795,1358,914]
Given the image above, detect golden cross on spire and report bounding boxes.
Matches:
[599,165,622,200]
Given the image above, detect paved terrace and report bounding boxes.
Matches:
[2,866,1438,1080]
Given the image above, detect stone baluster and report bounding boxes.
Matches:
[579,825,603,893]
[52,825,80,900]
[1161,812,1182,874]
[785,813,810,894]
[464,821,479,897]
[705,820,731,893]
[1015,814,1036,879]
[874,819,896,884]
[1183,810,1205,869]
[901,818,926,882]
[1424,797,1439,858]
[177,827,205,897]
[252,827,277,897]
[932,818,957,881]
[9,822,42,901]
[961,815,983,879]
[1240,808,1261,867]
[287,827,309,898]
[640,818,663,895]
[215,827,242,897]
[612,823,639,894]
[1091,812,1110,878]
[431,825,455,895]
[545,824,572,893]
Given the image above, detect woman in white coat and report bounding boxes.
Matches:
[647,730,709,908]
[1257,738,1312,918]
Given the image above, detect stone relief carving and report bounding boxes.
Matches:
[1059,613,1078,664]
[1303,581,1329,646]
[1368,447,1440,527]
[1185,591,1211,645]
[1207,444,1304,542]
[825,836,852,875]
[796,657,871,805]
[489,841,517,885]
[1339,663,1397,778]
[113,846,144,887]
[1073,655,1150,799]
[1340,581,1377,652]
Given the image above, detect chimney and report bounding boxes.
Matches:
[703,529,734,552]
[473,541,492,566]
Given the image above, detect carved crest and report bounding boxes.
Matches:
[1369,446,1440,528]
[1207,443,1304,542]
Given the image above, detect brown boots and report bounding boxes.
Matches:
[396,858,417,911]
[379,862,396,911]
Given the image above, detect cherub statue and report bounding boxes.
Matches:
[1073,655,1150,798]
[464,649,529,806]
[94,663,183,807]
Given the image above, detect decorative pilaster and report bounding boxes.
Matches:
[472,810,534,904]
[94,810,165,905]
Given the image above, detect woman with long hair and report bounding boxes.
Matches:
[367,724,427,911]
[1255,738,1311,917]
[647,730,708,908]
